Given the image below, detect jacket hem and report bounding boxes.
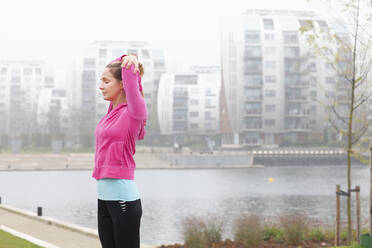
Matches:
[92,166,135,180]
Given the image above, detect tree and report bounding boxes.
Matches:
[300,0,372,245]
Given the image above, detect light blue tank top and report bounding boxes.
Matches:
[97,178,140,201]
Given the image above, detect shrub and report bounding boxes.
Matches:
[279,213,310,245]
[262,224,283,242]
[233,215,263,248]
[308,227,326,241]
[181,215,224,248]
[204,216,223,244]
[182,216,208,248]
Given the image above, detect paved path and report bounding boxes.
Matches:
[0,153,171,171]
[0,204,155,248]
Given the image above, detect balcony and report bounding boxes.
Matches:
[245,81,263,88]
[245,110,262,116]
[245,95,263,102]
[285,125,310,131]
[286,95,308,102]
[285,81,309,88]
[173,91,188,97]
[285,109,309,117]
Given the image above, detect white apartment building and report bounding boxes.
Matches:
[157,71,221,139]
[0,60,51,139]
[81,41,165,145]
[37,88,70,136]
[221,9,354,147]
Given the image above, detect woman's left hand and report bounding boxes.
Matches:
[121,54,140,74]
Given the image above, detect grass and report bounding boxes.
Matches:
[0,229,42,248]
[331,242,363,247]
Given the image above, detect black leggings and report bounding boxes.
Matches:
[97,198,142,248]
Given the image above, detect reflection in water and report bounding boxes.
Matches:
[0,166,368,246]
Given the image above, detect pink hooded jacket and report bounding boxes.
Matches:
[92,55,147,180]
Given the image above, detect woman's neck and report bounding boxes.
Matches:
[112,94,127,109]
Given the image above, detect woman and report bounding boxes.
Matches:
[92,53,147,248]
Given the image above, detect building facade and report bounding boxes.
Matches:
[220,9,351,147]
[157,70,221,143]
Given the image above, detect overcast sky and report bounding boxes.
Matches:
[0,0,337,73]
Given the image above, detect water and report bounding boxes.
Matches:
[0,165,369,246]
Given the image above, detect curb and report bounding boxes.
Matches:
[0,204,98,238]
[0,225,60,248]
[0,204,156,248]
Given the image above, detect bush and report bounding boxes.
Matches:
[181,215,224,248]
[279,213,310,245]
[203,216,223,244]
[182,217,208,248]
[308,227,326,241]
[234,215,263,248]
[262,224,283,242]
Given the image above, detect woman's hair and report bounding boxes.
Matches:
[105,61,145,97]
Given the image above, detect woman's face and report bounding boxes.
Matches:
[99,68,124,101]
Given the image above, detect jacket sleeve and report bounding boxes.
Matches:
[109,55,126,64]
[122,64,147,120]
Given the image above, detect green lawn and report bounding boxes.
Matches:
[332,244,363,248]
[0,229,42,248]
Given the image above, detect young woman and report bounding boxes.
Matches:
[92,53,147,248]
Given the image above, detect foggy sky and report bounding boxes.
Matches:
[0,0,339,81]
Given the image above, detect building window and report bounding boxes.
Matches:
[190,123,198,128]
[99,49,107,58]
[35,68,42,75]
[190,99,199,105]
[127,49,138,55]
[205,99,212,107]
[190,111,199,117]
[263,19,274,30]
[0,68,7,75]
[283,31,299,44]
[284,47,300,57]
[141,49,150,59]
[245,103,262,114]
[205,88,214,96]
[245,88,262,101]
[205,111,212,119]
[265,75,276,83]
[265,104,276,112]
[310,91,317,100]
[326,77,335,84]
[265,90,276,97]
[190,87,199,94]
[245,31,260,43]
[265,119,275,126]
[245,60,262,72]
[245,46,261,57]
[310,62,317,72]
[264,47,276,55]
[175,75,198,85]
[84,58,96,68]
[23,68,32,76]
[264,61,276,70]
[11,68,21,75]
[265,33,275,41]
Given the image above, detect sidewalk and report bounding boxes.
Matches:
[0,204,154,248]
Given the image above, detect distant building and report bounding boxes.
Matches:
[220,9,357,147]
[80,41,165,146]
[157,70,221,143]
[37,88,70,137]
[0,60,51,139]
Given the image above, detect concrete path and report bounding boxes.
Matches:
[0,153,171,171]
[0,204,155,248]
